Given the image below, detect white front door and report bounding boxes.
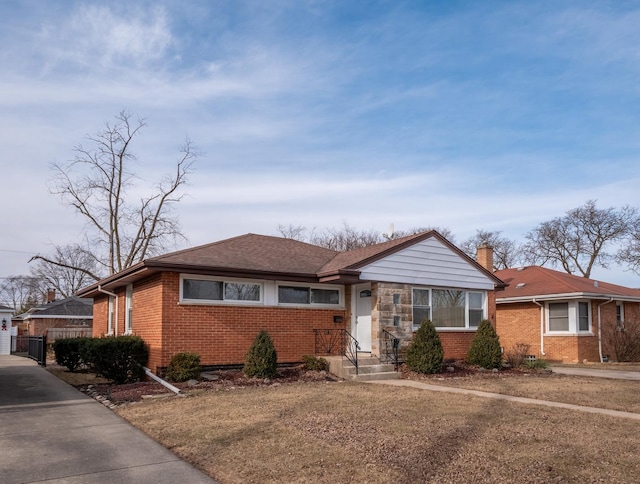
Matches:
[355,284,372,352]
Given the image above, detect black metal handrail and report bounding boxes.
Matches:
[313,329,360,375]
[28,335,47,367]
[381,329,400,371]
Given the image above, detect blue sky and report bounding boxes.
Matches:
[1,0,639,286]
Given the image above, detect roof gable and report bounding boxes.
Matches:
[356,236,499,290]
[496,266,640,301]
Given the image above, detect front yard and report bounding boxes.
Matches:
[87,366,638,483]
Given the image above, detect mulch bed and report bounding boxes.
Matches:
[79,366,338,405]
[400,360,552,381]
[77,361,552,407]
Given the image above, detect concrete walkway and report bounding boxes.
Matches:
[369,370,640,421]
[550,365,640,380]
[0,355,215,484]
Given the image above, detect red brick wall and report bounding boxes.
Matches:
[90,272,348,373]
[496,301,602,363]
[156,272,346,372]
[438,331,476,360]
[495,302,542,357]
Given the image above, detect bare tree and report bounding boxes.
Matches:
[29,244,99,298]
[309,223,384,251]
[460,229,523,270]
[276,224,308,241]
[617,218,640,275]
[0,276,44,314]
[523,200,636,278]
[31,111,197,280]
[391,226,456,244]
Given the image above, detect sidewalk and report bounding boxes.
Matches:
[550,365,640,380]
[0,355,215,484]
[368,378,640,420]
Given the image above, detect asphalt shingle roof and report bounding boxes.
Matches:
[495,266,640,301]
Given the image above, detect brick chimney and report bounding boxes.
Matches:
[476,243,494,272]
[46,289,56,304]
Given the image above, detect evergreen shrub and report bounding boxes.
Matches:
[88,336,149,384]
[53,337,92,372]
[467,319,502,369]
[405,320,444,374]
[301,354,329,371]
[166,352,201,382]
[244,330,278,378]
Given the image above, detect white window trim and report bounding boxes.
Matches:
[411,286,487,331]
[616,302,625,330]
[180,274,264,305]
[124,284,133,335]
[545,300,593,335]
[276,281,344,308]
[107,296,115,336]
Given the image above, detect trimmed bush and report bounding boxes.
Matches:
[467,319,502,369]
[405,320,444,374]
[166,352,201,382]
[88,336,149,384]
[53,337,92,372]
[301,354,329,371]
[244,330,278,378]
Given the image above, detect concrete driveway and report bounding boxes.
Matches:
[0,355,215,484]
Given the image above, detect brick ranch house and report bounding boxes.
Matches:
[77,231,505,374]
[495,266,640,363]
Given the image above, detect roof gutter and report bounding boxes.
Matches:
[597,298,615,363]
[532,298,545,357]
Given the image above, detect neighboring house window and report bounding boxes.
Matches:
[277,285,341,306]
[616,302,624,330]
[125,284,133,334]
[548,303,569,332]
[181,276,262,303]
[578,302,590,332]
[546,301,592,334]
[107,296,114,335]
[412,287,486,330]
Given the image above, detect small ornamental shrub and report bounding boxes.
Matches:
[244,330,278,378]
[405,320,444,374]
[467,320,502,369]
[504,342,531,367]
[524,358,548,369]
[166,352,201,382]
[89,336,149,384]
[301,354,329,371]
[53,337,92,372]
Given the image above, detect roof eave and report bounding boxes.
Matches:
[497,292,640,304]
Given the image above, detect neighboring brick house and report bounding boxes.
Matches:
[77,231,505,374]
[12,294,93,338]
[495,266,640,363]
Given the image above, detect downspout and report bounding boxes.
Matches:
[97,285,118,336]
[532,299,545,356]
[597,298,614,363]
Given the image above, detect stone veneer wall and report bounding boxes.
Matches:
[372,282,494,361]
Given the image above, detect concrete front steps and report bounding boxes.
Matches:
[325,354,401,382]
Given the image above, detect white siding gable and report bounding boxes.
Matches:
[358,238,495,290]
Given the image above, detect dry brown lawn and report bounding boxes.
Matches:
[116,380,640,483]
